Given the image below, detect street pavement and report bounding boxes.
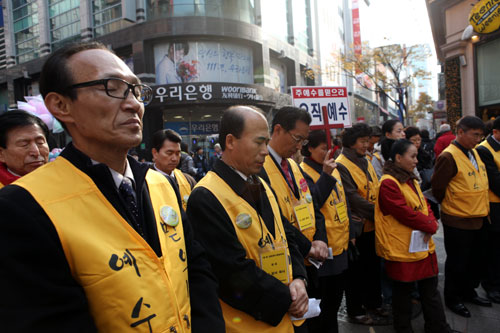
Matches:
[336,226,500,333]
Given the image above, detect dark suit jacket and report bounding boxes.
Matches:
[0,143,224,332]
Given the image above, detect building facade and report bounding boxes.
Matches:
[1,0,353,158]
[427,0,500,129]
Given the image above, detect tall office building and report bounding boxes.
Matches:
[1,0,355,157]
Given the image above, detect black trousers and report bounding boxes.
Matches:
[307,272,346,333]
[482,226,500,292]
[443,224,483,304]
[345,231,382,316]
[393,276,449,333]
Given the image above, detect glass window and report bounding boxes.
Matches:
[292,0,308,52]
[146,0,255,24]
[261,0,288,42]
[49,0,80,48]
[477,38,500,106]
[12,0,39,64]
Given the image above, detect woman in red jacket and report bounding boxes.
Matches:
[375,139,455,333]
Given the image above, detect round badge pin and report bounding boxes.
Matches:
[160,206,179,227]
[183,195,190,204]
[305,193,313,203]
[236,213,252,229]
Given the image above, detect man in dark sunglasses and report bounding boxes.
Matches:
[0,41,224,332]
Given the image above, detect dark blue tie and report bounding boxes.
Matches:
[119,177,143,236]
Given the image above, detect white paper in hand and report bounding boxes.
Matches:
[291,298,322,321]
[409,230,430,253]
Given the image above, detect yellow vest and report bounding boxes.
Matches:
[479,139,500,203]
[335,154,379,232]
[195,171,295,333]
[173,168,192,210]
[15,157,191,333]
[441,144,489,218]
[300,163,350,256]
[263,155,316,241]
[375,175,436,262]
[0,182,3,189]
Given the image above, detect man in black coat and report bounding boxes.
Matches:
[476,116,500,304]
[0,41,224,332]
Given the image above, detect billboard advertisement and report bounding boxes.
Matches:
[154,41,253,85]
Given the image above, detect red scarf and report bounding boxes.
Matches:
[0,163,20,186]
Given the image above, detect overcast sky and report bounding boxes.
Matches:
[359,0,440,99]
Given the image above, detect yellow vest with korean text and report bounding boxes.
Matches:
[15,157,191,333]
[375,175,436,262]
[300,163,350,256]
[195,171,294,333]
[263,155,316,241]
[479,139,500,203]
[335,154,379,232]
[173,168,192,210]
[441,144,489,217]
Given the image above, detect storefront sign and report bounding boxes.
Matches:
[469,0,500,34]
[165,121,219,135]
[150,82,269,106]
[291,86,352,128]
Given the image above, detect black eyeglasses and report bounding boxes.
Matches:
[68,78,153,105]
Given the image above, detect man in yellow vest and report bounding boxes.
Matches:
[260,106,328,263]
[0,110,50,188]
[432,115,491,318]
[187,105,309,332]
[476,116,500,304]
[151,129,196,211]
[0,41,224,332]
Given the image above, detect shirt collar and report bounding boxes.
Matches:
[91,158,135,189]
[492,135,500,146]
[267,144,282,165]
[6,168,21,177]
[153,164,174,178]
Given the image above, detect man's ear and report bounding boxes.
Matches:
[225,134,236,151]
[44,92,74,126]
[152,148,158,161]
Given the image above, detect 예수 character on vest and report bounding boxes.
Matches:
[431,115,491,318]
[187,106,309,333]
[0,41,224,332]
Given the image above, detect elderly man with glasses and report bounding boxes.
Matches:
[0,42,224,332]
[259,106,328,332]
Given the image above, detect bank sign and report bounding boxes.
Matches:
[150,82,266,106]
[291,86,352,128]
[469,0,500,34]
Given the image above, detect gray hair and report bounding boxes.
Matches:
[440,124,451,132]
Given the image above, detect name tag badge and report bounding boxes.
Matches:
[294,203,313,231]
[335,201,348,224]
[260,243,289,284]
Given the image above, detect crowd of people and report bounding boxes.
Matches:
[0,41,499,333]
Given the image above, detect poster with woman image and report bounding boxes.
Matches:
[154,41,253,85]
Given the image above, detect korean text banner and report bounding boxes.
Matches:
[291,86,352,128]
